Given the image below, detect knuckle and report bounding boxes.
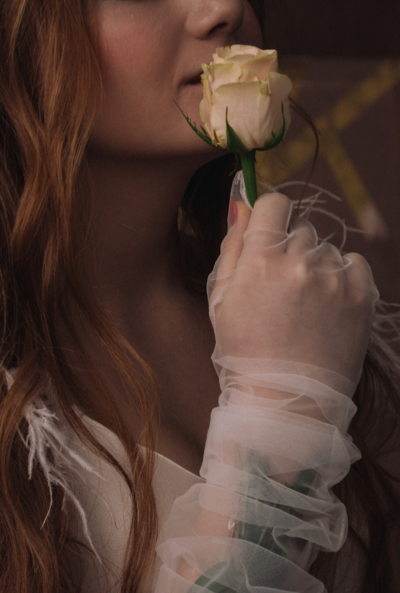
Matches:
[327,275,341,294]
[288,259,317,297]
[249,249,269,270]
[351,285,374,308]
[293,259,310,285]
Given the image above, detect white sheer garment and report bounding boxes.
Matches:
[155,361,361,593]
[53,411,204,593]
[42,393,359,593]
[49,372,360,593]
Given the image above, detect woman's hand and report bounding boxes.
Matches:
[161,194,373,591]
[208,193,379,384]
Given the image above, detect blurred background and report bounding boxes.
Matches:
[256,0,400,303]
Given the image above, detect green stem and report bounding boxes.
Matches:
[240,151,257,208]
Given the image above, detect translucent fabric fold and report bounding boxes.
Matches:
[154,193,377,593]
[155,357,360,593]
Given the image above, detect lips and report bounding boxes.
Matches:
[185,71,203,85]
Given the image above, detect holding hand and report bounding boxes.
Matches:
[157,193,374,592]
[208,193,379,386]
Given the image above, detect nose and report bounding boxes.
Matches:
[186,0,245,39]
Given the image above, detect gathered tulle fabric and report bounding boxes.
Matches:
[154,192,377,592]
[155,358,360,593]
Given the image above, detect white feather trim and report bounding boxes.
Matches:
[6,369,105,562]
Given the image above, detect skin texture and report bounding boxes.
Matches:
[86,0,263,475]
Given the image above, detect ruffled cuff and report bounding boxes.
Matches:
[155,358,360,592]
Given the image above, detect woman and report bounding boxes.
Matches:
[0,0,398,592]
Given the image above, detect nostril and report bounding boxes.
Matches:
[209,22,227,35]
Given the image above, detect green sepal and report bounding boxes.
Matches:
[174,101,225,150]
[257,102,286,152]
[225,107,248,155]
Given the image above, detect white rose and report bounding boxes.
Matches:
[199,45,292,152]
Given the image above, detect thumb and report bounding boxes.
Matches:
[207,198,251,306]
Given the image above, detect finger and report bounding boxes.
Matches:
[209,201,251,302]
[310,241,346,272]
[286,218,318,255]
[241,193,293,259]
[343,252,380,302]
[344,252,374,281]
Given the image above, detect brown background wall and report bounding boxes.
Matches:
[262,0,400,57]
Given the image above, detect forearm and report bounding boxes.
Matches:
[155,358,359,592]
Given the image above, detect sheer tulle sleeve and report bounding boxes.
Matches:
[155,357,360,593]
[154,193,376,592]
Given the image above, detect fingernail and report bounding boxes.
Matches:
[228,196,238,231]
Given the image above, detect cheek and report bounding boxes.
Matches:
[96,13,159,97]
[90,12,173,153]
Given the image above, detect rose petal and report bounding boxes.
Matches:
[209,81,269,149]
[265,71,293,140]
[207,62,244,93]
[199,77,214,140]
[209,75,292,150]
[214,44,261,64]
[240,52,278,82]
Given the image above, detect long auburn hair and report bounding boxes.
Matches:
[0,0,398,592]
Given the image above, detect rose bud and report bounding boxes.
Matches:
[199,45,292,152]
